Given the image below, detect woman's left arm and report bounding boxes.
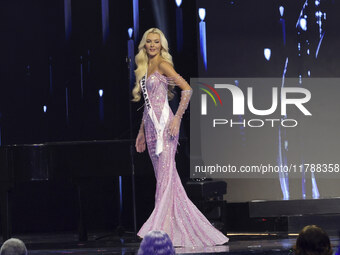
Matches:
[159,61,193,137]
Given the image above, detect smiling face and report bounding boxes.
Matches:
[145,32,161,58]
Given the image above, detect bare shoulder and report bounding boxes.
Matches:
[158,61,176,77]
[159,61,172,70]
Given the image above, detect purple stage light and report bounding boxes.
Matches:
[101,0,109,44]
[199,8,207,71]
[64,0,72,41]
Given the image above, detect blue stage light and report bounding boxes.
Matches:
[101,0,109,44]
[128,28,133,39]
[175,0,182,7]
[279,6,284,17]
[299,18,307,31]
[99,89,104,97]
[43,105,47,113]
[133,0,139,45]
[316,32,325,58]
[311,173,320,199]
[264,48,271,61]
[199,8,206,21]
[64,0,72,40]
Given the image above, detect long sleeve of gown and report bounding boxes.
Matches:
[166,75,193,119]
[175,89,193,119]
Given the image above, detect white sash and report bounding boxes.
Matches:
[140,70,170,156]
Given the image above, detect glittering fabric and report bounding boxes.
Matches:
[137,71,229,247]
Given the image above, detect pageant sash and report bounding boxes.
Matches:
[140,70,169,156]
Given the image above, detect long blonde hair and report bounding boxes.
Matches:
[132,28,175,102]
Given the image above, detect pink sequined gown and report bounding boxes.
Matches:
[137,71,229,247]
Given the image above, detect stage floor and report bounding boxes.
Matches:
[2,232,339,255]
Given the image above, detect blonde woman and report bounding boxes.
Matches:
[134,28,228,247]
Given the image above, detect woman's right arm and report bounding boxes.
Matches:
[135,119,146,153]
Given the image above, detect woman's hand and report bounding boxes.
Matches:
[135,131,146,153]
[169,116,181,138]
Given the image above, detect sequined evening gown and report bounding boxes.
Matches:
[137,71,229,247]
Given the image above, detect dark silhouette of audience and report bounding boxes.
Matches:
[137,230,175,255]
[294,225,333,255]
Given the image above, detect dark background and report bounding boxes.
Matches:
[0,0,196,234]
[0,0,197,145]
[196,0,340,77]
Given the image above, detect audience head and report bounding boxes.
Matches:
[137,230,175,255]
[0,238,27,255]
[294,225,332,255]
